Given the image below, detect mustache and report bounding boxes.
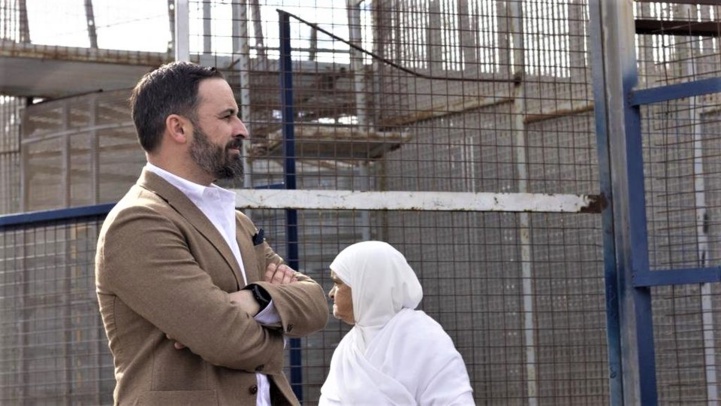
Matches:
[226,138,244,150]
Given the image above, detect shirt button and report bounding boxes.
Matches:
[286,324,294,333]
[249,385,258,395]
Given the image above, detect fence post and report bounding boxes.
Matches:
[278,9,303,403]
[590,0,656,404]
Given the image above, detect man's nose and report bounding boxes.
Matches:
[234,117,249,139]
[328,286,335,299]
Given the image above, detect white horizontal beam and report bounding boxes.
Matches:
[233,189,603,213]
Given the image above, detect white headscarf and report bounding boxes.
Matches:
[320,241,474,406]
[330,240,422,351]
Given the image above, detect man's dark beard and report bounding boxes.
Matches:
[189,126,244,181]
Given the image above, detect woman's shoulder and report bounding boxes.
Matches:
[368,309,472,403]
[387,309,455,346]
[398,309,446,330]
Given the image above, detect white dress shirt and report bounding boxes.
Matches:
[146,163,277,406]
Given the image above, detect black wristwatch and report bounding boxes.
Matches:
[248,284,271,311]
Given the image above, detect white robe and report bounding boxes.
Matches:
[320,241,474,405]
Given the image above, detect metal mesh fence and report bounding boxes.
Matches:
[0,217,114,405]
[20,90,142,212]
[634,2,721,404]
[0,96,23,215]
[223,1,608,404]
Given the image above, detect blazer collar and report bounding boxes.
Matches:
[137,168,245,288]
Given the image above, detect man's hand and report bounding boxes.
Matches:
[264,263,299,285]
[166,334,187,350]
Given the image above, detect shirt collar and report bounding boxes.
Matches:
[144,163,235,203]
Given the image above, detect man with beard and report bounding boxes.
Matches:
[95,61,328,406]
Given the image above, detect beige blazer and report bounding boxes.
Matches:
[95,169,329,405]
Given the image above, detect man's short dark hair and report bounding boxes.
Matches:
[130,61,225,152]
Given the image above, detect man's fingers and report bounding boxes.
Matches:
[264,263,299,284]
[272,264,290,284]
[166,334,187,350]
[264,263,277,282]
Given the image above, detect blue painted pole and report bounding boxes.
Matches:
[278,9,303,402]
[590,1,658,404]
[588,1,623,403]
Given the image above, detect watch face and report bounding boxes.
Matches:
[253,285,271,308]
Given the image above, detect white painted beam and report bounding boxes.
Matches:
[233,189,602,213]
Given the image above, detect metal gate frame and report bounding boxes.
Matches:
[590,1,721,405]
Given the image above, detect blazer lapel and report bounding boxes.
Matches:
[137,169,244,287]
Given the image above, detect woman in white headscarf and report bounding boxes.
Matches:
[320,240,474,405]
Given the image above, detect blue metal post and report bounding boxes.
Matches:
[588,0,623,403]
[278,10,303,402]
[590,0,657,404]
[615,4,658,403]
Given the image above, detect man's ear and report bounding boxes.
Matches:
[166,114,191,144]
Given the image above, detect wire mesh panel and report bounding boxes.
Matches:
[21,90,144,212]
[222,0,607,404]
[635,2,721,404]
[0,0,24,216]
[0,218,114,405]
[0,96,23,215]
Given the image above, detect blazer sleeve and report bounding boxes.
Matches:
[97,204,285,372]
[236,212,329,338]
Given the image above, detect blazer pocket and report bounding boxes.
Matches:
[135,390,218,405]
[253,244,267,278]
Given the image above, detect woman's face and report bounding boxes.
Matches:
[328,270,355,325]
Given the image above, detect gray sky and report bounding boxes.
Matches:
[24,0,352,54]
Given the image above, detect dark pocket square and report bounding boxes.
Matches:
[252,228,265,246]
